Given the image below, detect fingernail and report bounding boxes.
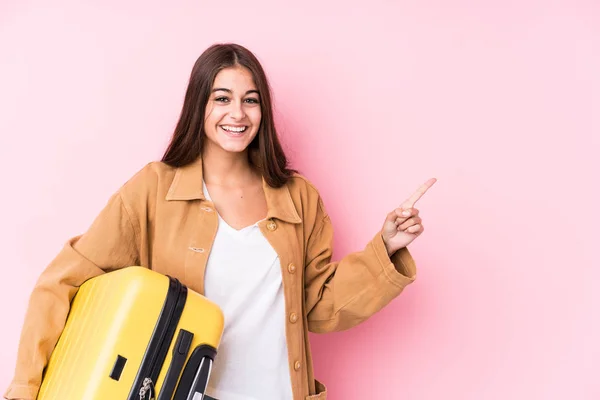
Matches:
[402,210,411,216]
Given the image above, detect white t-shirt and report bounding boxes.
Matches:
[202,181,293,400]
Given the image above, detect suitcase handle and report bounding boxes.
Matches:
[185,356,213,400]
[172,344,217,400]
[157,329,194,400]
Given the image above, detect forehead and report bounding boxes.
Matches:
[212,66,257,91]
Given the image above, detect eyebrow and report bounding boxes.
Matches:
[212,88,260,96]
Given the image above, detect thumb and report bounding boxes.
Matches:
[385,210,398,224]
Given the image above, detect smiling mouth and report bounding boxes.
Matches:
[220,125,248,135]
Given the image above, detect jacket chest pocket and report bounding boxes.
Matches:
[151,202,217,294]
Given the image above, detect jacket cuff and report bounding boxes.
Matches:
[372,232,417,288]
[4,383,39,400]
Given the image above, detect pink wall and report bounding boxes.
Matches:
[1,1,598,399]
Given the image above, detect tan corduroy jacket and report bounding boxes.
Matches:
[4,157,417,400]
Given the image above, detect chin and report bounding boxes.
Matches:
[203,130,257,155]
[219,142,251,153]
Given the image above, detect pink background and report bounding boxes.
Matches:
[1,1,598,399]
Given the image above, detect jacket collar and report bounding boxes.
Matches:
[166,157,302,224]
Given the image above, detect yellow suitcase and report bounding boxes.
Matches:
[36,266,224,400]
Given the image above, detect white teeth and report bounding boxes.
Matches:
[221,125,247,133]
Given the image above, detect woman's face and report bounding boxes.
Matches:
[203,65,262,156]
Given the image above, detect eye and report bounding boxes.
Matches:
[215,97,229,103]
[245,98,260,104]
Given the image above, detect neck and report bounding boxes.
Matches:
[201,146,258,187]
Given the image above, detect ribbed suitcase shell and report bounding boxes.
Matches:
[36,267,224,400]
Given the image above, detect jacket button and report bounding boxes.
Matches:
[294,361,301,371]
[289,312,298,323]
[267,220,277,231]
[287,263,296,274]
[201,206,213,212]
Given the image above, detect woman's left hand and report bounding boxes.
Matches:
[382,178,437,256]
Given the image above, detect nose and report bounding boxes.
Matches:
[229,100,246,120]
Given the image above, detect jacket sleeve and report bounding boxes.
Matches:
[3,189,141,400]
[305,196,417,333]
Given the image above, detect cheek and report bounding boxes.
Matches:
[204,104,229,125]
[250,109,262,128]
[203,109,221,139]
[204,106,215,125]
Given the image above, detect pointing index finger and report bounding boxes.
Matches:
[401,178,437,209]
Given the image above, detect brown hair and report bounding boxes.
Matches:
[161,43,296,188]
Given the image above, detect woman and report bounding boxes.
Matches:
[5,43,435,400]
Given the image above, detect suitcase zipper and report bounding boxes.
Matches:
[139,377,155,400]
[128,276,188,400]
